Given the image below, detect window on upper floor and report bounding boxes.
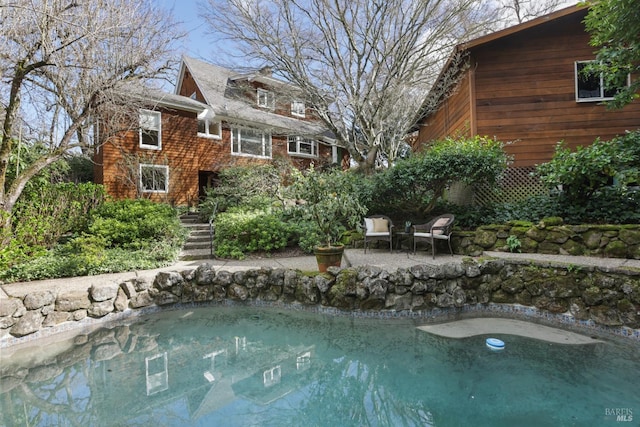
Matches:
[140,164,168,193]
[575,60,629,102]
[287,136,318,157]
[257,88,275,109]
[232,126,272,158]
[291,100,305,118]
[139,109,161,149]
[198,118,222,139]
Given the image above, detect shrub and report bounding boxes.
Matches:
[200,163,288,219]
[11,182,106,247]
[536,130,640,202]
[0,243,177,282]
[369,135,510,217]
[213,208,293,259]
[88,199,185,249]
[285,166,366,248]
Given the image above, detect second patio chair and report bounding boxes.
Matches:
[363,215,394,253]
[413,214,455,259]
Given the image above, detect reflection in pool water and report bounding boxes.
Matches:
[1,306,639,426]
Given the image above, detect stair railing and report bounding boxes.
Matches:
[208,202,218,258]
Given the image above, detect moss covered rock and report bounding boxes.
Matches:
[473,230,497,249]
[538,242,561,254]
[582,230,604,250]
[561,239,585,256]
[583,286,603,306]
[539,217,564,227]
[604,240,627,258]
[525,227,547,242]
[546,227,573,244]
[521,237,539,252]
[619,228,640,246]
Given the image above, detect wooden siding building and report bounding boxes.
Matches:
[416,5,640,170]
[94,56,338,206]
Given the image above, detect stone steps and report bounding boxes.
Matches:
[179,213,214,260]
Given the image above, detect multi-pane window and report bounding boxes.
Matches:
[139,109,161,149]
[232,127,272,158]
[288,136,318,157]
[140,164,168,193]
[291,100,305,117]
[198,118,222,139]
[257,88,275,109]
[575,61,628,102]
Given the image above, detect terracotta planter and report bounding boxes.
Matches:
[314,245,344,272]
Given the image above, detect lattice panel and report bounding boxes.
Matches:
[473,166,548,205]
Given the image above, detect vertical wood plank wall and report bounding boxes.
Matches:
[417,11,640,167]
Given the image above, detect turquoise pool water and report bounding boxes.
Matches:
[1,306,638,426]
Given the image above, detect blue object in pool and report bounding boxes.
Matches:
[486,337,505,350]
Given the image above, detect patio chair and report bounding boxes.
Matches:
[363,215,394,253]
[412,214,455,259]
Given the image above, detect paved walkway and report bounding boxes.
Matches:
[2,249,639,299]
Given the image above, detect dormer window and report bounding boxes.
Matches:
[291,101,305,118]
[257,88,275,109]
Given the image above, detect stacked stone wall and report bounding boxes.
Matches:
[2,258,639,347]
[455,221,640,259]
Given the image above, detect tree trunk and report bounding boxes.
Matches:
[357,146,379,175]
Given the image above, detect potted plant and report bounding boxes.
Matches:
[288,165,366,271]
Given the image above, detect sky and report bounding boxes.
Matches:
[157,0,216,59]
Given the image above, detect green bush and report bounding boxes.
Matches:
[536,130,640,201]
[213,208,293,259]
[88,199,185,249]
[200,163,288,219]
[285,166,366,248]
[0,243,177,282]
[287,219,323,253]
[369,135,510,217]
[439,187,639,229]
[11,182,106,247]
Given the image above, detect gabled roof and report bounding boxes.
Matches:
[456,4,588,52]
[176,56,330,139]
[122,83,210,113]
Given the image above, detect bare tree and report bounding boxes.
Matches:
[496,0,573,25]
[202,0,493,173]
[0,0,184,240]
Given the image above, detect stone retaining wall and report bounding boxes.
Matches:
[455,220,640,259]
[2,258,639,347]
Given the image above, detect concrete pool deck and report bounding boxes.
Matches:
[2,248,640,299]
[418,318,604,345]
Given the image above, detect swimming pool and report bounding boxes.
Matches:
[1,306,638,426]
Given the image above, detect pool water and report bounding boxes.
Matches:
[1,306,638,427]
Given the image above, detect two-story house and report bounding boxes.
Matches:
[415,5,640,202]
[94,56,339,206]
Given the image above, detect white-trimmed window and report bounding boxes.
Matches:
[139,109,161,149]
[291,100,305,118]
[575,60,629,102]
[288,136,318,157]
[257,88,275,109]
[140,164,168,193]
[232,127,272,158]
[198,119,222,139]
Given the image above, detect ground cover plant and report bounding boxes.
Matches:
[1,198,186,283]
